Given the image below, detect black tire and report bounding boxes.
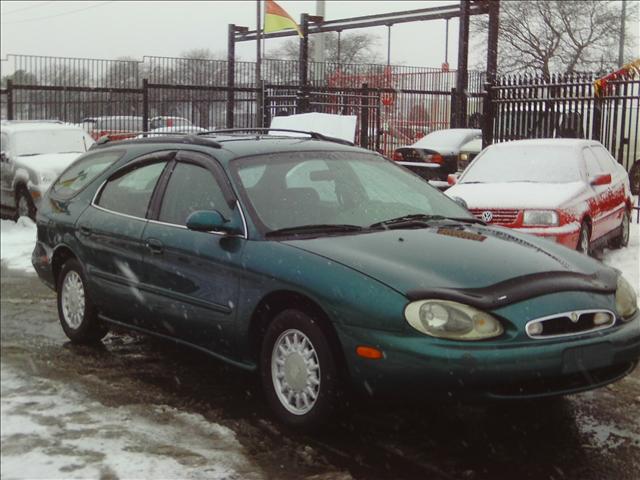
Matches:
[56,258,108,344]
[260,309,339,430]
[610,210,630,249]
[15,186,36,221]
[577,222,591,255]
[629,160,640,196]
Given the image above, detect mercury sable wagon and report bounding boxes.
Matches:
[32,130,640,429]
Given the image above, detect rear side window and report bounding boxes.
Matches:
[591,145,616,173]
[583,148,603,177]
[52,150,123,198]
[158,162,232,225]
[97,161,166,218]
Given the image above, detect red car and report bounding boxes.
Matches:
[446,139,633,254]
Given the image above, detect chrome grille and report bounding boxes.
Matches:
[470,208,519,225]
[525,310,616,339]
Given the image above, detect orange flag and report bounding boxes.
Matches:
[264,0,303,37]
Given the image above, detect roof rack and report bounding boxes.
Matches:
[196,128,355,146]
[91,131,221,149]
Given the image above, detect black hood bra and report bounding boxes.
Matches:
[406,268,618,309]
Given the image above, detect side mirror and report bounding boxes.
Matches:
[452,196,469,210]
[186,210,238,234]
[590,173,611,186]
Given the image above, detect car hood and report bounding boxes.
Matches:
[396,144,460,156]
[15,152,83,179]
[283,224,609,297]
[446,181,586,209]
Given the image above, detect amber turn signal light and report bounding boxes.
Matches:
[356,346,383,359]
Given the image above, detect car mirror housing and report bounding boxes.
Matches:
[590,173,612,186]
[186,210,238,234]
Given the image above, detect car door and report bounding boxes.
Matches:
[582,147,608,241]
[75,150,175,326]
[140,150,245,356]
[0,132,16,208]
[590,144,627,235]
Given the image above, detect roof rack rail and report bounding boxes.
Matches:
[196,128,355,146]
[92,131,221,149]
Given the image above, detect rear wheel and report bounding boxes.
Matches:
[610,210,630,249]
[15,186,36,221]
[577,222,591,255]
[57,258,108,344]
[260,309,339,430]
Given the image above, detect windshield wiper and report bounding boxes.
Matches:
[266,224,364,238]
[17,153,42,157]
[369,214,446,229]
[370,214,486,229]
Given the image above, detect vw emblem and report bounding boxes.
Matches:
[570,312,579,323]
[481,211,493,223]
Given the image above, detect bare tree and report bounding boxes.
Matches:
[472,0,639,76]
[271,32,383,65]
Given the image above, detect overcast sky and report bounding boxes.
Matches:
[1,0,478,72]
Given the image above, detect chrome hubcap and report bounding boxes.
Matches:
[271,329,320,415]
[580,229,589,253]
[61,271,85,329]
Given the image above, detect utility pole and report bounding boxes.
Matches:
[314,0,326,63]
[618,0,627,67]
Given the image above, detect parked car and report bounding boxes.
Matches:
[446,139,633,254]
[89,116,143,141]
[149,116,193,130]
[0,121,94,219]
[32,131,639,430]
[392,128,482,182]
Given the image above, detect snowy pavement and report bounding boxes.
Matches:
[1,363,263,480]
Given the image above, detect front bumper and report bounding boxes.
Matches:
[32,241,56,290]
[510,223,581,250]
[338,312,640,400]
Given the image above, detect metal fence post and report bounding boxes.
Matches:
[142,78,149,131]
[360,83,370,148]
[450,87,457,127]
[482,81,494,148]
[256,80,264,128]
[6,79,13,120]
[227,24,236,129]
[593,95,602,142]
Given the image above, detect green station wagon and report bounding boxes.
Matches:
[32,130,639,429]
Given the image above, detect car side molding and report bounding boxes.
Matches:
[406,269,618,309]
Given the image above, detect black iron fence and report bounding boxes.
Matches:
[485,73,639,171]
[1,54,485,155]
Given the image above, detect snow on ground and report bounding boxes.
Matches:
[0,218,37,273]
[0,362,263,479]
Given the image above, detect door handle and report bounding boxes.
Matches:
[146,238,164,254]
[78,226,92,236]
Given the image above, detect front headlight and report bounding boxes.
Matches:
[522,210,559,226]
[616,276,638,320]
[404,300,504,340]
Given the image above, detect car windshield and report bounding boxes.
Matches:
[230,151,472,233]
[13,129,88,156]
[460,144,581,184]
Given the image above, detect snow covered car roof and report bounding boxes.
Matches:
[398,128,482,155]
[1,122,81,133]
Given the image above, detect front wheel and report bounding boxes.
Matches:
[610,210,630,249]
[577,222,591,255]
[15,186,36,221]
[57,258,108,344]
[260,309,339,430]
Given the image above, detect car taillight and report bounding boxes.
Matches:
[393,151,404,161]
[425,153,444,164]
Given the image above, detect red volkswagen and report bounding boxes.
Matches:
[446,139,633,254]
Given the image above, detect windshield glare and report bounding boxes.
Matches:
[460,145,581,184]
[231,151,471,233]
[14,129,88,156]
